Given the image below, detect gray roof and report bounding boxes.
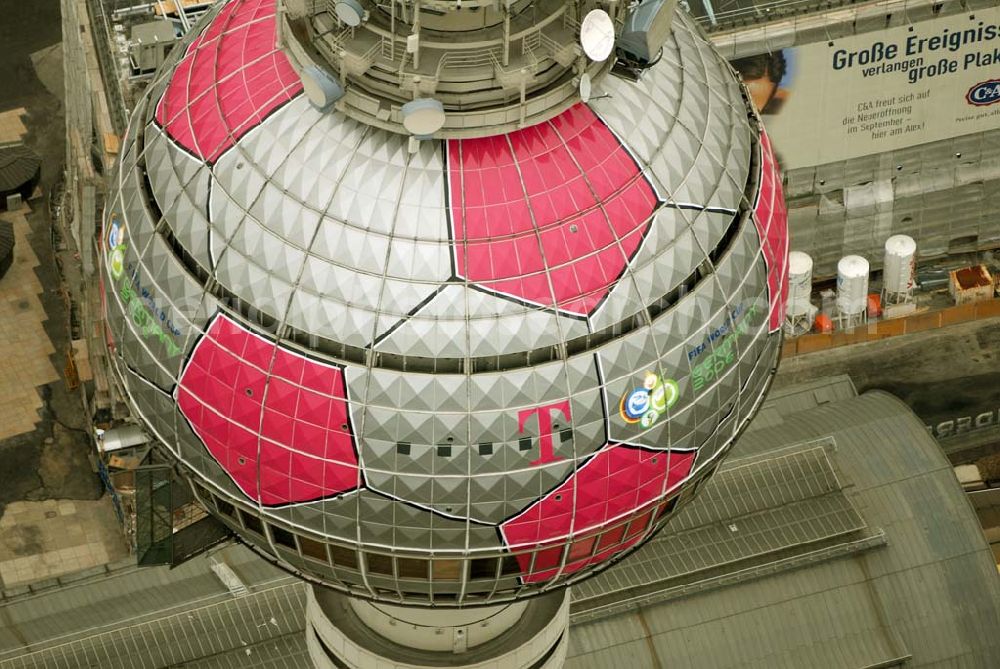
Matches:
[565,378,1000,667]
[0,145,40,193]
[685,0,854,31]
[0,548,307,669]
[130,21,176,44]
[2,377,997,668]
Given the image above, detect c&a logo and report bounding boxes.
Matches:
[966,79,1000,107]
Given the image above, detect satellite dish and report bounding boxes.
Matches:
[579,73,592,102]
[334,0,364,27]
[580,9,615,62]
[301,65,344,111]
[402,98,446,136]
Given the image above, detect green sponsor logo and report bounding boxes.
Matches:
[691,303,761,391]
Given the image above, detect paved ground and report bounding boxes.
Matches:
[0,499,122,588]
[0,0,127,590]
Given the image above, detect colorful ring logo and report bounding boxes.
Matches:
[107,216,124,250]
[650,378,679,413]
[106,214,127,281]
[109,247,126,280]
[620,388,650,423]
[619,372,679,426]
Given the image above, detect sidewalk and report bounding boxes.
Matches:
[0,497,126,589]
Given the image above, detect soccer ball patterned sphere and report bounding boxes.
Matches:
[102,0,788,605]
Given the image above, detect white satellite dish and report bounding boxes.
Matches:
[402,98,446,136]
[579,73,592,102]
[335,0,365,27]
[301,65,344,111]
[580,9,615,62]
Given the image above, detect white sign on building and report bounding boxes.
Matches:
[731,8,1000,169]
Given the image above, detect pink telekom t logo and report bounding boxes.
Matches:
[518,401,571,466]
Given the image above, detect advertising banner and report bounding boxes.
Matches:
[730,8,1000,170]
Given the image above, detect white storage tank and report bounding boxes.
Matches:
[836,255,870,316]
[787,251,814,317]
[883,234,916,297]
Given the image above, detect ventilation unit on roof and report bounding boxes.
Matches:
[618,0,678,65]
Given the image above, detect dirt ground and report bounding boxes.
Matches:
[775,316,1000,436]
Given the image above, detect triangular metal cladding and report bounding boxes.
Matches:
[470,474,505,503]
[431,478,467,507]
[360,522,396,546]
[395,526,431,545]
[430,527,465,549]
[469,501,505,521]
[399,375,434,413]
[362,469,393,496]
[432,376,467,413]
[394,474,434,505]
[394,412,427,444]
[469,410,509,443]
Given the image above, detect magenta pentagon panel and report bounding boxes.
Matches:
[447,103,659,317]
[154,0,302,163]
[176,314,360,505]
[500,446,695,583]
[753,130,790,332]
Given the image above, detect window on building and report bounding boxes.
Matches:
[299,535,329,563]
[470,557,497,580]
[567,535,597,562]
[329,544,358,570]
[657,496,678,520]
[596,523,626,551]
[500,554,524,576]
[530,546,563,574]
[239,509,264,536]
[215,496,236,519]
[269,524,297,551]
[432,559,463,581]
[625,510,654,540]
[397,557,427,579]
[366,552,394,576]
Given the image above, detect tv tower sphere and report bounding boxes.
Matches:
[102,0,788,664]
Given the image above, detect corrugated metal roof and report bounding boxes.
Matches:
[566,382,1000,667]
[2,378,998,668]
[0,145,40,193]
[745,374,857,431]
[179,634,311,669]
[685,0,855,31]
[572,442,870,614]
[0,546,297,667]
[0,580,306,669]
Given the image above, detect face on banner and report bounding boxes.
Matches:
[732,51,793,116]
[729,8,1000,170]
